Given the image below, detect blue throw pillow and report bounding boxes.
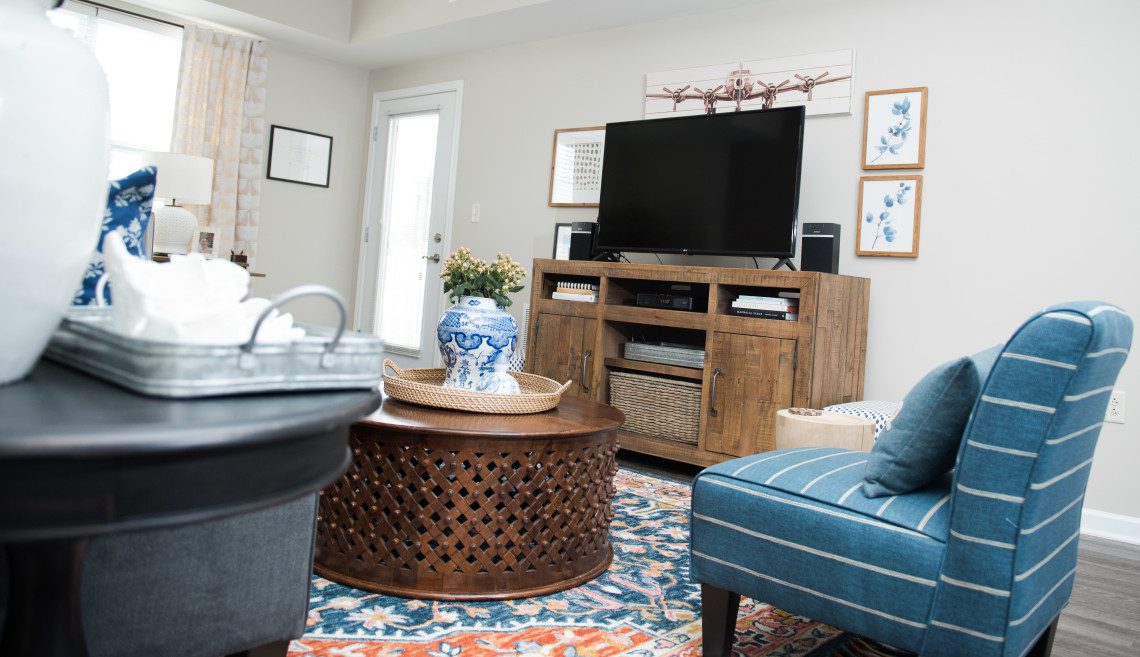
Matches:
[862,345,1002,498]
[73,167,157,306]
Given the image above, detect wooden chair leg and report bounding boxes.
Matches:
[226,639,292,657]
[701,583,741,657]
[1025,616,1059,657]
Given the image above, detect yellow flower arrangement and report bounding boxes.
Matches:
[439,247,526,307]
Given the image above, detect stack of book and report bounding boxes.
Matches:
[552,281,598,303]
[730,292,799,320]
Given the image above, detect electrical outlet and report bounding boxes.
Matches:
[471,203,480,223]
[1106,390,1125,423]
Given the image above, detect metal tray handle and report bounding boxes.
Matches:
[241,285,348,370]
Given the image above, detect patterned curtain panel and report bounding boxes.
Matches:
[172,25,267,267]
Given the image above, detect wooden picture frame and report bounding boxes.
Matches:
[267,125,333,187]
[856,175,922,257]
[548,126,606,207]
[861,87,927,170]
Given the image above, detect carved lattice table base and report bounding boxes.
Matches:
[314,396,624,600]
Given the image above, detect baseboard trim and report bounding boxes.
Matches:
[1080,509,1140,545]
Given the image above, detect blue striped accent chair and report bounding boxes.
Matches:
[691,302,1131,657]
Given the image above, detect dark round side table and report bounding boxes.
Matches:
[0,361,381,657]
[314,395,625,600]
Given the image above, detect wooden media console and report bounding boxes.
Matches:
[524,259,870,467]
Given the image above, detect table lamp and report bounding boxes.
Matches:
[140,152,214,255]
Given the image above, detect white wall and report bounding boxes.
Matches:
[253,46,370,326]
[366,0,1140,518]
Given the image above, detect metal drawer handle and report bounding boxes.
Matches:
[709,367,723,417]
[581,350,592,393]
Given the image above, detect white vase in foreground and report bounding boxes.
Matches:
[0,0,110,384]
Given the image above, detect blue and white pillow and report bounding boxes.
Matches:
[824,400,902,437]
[72,167,157,306]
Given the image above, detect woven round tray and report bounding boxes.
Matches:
[381,359,571,414]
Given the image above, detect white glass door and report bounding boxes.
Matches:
[357,89,458,368]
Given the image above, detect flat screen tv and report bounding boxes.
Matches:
[594,106,805,258]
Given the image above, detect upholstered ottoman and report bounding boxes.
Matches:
[774,409,876,451]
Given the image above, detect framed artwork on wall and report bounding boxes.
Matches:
[548,126,605,207]
[861,87,928,169]
[856,175,923,257]
[267,125,333,187]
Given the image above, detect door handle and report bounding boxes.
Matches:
[580,350,592,393]
[709,367,723,417]
[422,253,440,263]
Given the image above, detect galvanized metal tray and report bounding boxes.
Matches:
[45,285,383,398]
[623,341,705,369]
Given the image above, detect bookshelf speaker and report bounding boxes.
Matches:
[800,223,840,274]
[569,222,596,260]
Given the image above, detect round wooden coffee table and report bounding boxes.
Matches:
[314,394,625,600]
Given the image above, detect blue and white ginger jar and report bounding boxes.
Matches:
[437,296,519,393]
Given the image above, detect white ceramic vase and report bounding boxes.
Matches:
[0,0,110,384]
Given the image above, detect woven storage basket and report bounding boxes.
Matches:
[382,359,571,414]
[609,371,701,444]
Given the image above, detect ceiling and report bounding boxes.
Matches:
[129,0,767,69]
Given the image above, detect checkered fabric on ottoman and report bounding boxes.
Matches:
[824,400,901,438]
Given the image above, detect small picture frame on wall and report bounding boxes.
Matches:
[862,87,928,170]
[267,125,333,187]
[856,175,923,257]
[548,126,606,207]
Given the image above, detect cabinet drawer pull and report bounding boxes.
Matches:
[580,350,592,393]
[709,367,723,417]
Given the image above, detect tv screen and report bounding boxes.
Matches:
[594,106,805,258]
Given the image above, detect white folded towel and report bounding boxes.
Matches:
[100,231,305,345]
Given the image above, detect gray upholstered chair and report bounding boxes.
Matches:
[1,493,318,657]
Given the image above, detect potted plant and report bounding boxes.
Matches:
[436,248,526,393]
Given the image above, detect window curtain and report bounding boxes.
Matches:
[172,25,267,266]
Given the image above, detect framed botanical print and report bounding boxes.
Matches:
[862,87,928,169]
[548,126,606,207]
[856,175,923,257]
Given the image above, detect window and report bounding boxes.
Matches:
[48,1,183,179]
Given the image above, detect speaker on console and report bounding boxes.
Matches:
[569,222,596,260]
[800,223,841,274]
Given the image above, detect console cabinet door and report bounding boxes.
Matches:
[703,333,796,457]
[529,313,598,399]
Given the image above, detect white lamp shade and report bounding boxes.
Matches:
[139,152,214,205]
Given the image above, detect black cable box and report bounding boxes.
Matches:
[636,292,695,310]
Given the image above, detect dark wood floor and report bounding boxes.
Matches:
[617,452,1140,657]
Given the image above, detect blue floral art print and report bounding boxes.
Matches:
[865,181,912,249]
[872,96,912,163]
[72,167,157,306]
[864,88,926,168]
[858,176,921,257]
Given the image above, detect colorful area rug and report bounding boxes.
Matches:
[290,468,902,657]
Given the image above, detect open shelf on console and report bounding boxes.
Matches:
[605,277,709,312]
[540,272,600,303]
[715,284,802,322]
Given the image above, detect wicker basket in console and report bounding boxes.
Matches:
[608,370,701,444]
